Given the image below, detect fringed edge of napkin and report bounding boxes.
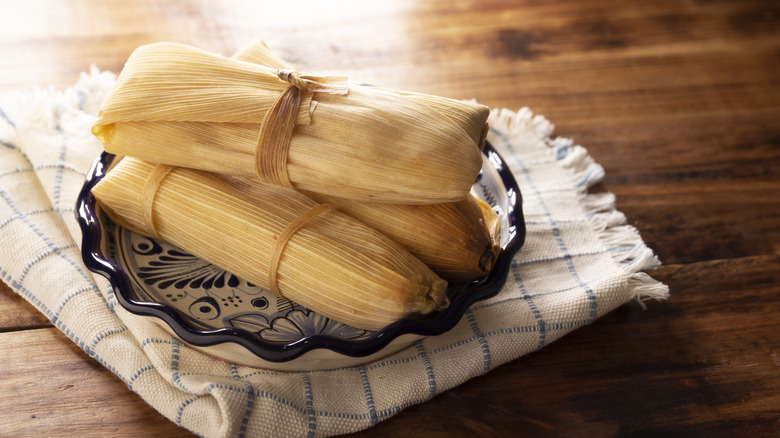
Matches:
[487,107,670,307]
[555,139,670,308]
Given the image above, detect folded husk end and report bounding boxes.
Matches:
[423,278,450,313]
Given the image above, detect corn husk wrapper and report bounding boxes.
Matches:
[91,42,489,204]
[91,157,449,331]
[304,191,501,282]
[229,40,501,282]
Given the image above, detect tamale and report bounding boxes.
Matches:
[230,40,501,282]
[91,157,449,331]
[91,42,489,204]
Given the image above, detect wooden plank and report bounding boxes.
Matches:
[0,0,777,94]
[0,327,193,437]
[0,282,51,331]
[617,188,780,265]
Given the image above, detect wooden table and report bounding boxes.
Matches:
[2,1,778,436]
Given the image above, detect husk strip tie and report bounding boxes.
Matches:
[254,70,310,187]
[141,164,174,239]
[268,203,334,298]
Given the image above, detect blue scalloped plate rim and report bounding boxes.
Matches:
[75,141,525,362]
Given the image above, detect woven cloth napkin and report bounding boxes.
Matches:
[0,69,668,438]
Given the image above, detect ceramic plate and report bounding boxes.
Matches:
[76,141,525,370]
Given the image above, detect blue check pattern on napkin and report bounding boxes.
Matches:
[0,70,667,438]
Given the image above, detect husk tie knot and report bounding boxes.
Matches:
[276,69,308,91]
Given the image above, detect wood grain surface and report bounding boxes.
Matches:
[1,0,779,436]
